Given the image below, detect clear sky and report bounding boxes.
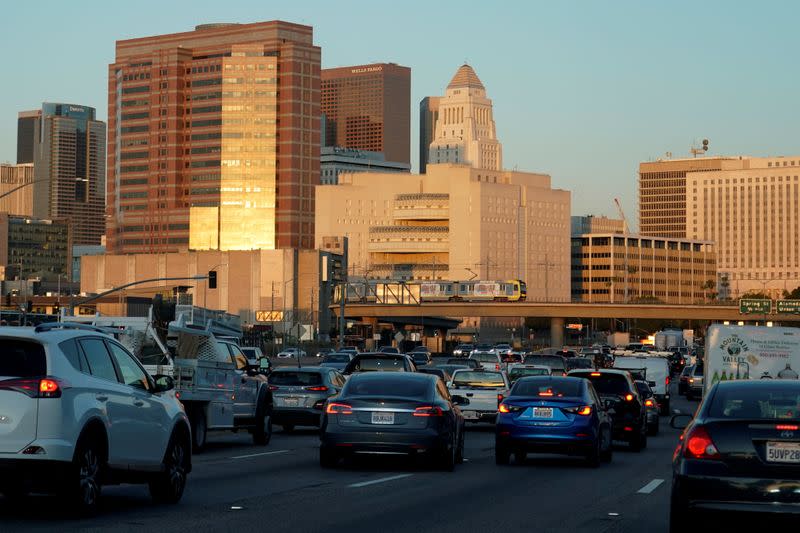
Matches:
[2,0,799,227]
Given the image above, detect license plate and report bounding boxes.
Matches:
[533,407,553,418]
[766,442,800,463]
[282,397,300,407]
[371,412,395,425]
[462,410,478,420]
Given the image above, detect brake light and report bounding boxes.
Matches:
[325,402,353,415]
[498,403,510,414]
[565,405,592,416]
[689,378,694,383]
[665,376,670,386]
[268,385,280,391]
[590,372,601,377]
[305,386,329,392]
[413,406,444,417]
[684,425,720,460]
[777,424,800,431]
[539,391,554,397]
[645,399,655,407]
[495,364,500,371]
[497,393,505,403]
[0,377,64,398]
[624,394,634,402]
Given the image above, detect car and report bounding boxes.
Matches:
[319,372,467,470]
[524,355,567,376]
[554,349,578,358]
[496,376,613,467]
[430,355,452,366]
[417,367,453,383]
[410,351,432,366]
[277,347,307,359]
[0,324,191,514]
[452,344,474,357]
[492,343,513,357]
[678,365,694,396]
[565,357,594,372]
[502,351,525,364]
[669,380,800,532]
[378,346,400,354]
[315,348,335,358]
[436,364,470,376]
[241,346,264,365]
[614,355,671,414]
[339,346,360,356]
[319,352,354,371]
[447,369,510,423]
[634,380,660,436]
[686,362,704,401]
[469,350,503,371]
[409,346,432,355]
[341,353,417,375]
[269,368,345,431]
[669,351,687,375]
[507,364,551,385]
[568,369,648,451]
[447,357,481,369]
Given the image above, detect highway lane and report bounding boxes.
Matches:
[0,385,732,532]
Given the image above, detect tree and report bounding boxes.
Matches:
[700,279,716,301]
[719,274,731,300]
[742,291,770,300]
[784,286,800,300]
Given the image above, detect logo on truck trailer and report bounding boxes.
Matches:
[719,335,749,357]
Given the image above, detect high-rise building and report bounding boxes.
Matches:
[0,214,71,282]
[418,96,440,174]
[16,110,39,164]
[107,21,321,254]
[571,215,625,235]
[320,147,409,185]
[27,103,106,246]
[321,63,410,166]
[0,163,35,216]
[427,64,502,171]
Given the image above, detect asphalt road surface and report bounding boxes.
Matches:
[0,384,768,532]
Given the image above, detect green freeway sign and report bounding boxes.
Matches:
[739,298,772,315]
[777,300,800,314]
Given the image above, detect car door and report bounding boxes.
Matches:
[105,339,169,467]
[227,343,257,418]
[77,337,136,467]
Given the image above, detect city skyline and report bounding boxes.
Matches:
[3,1,800,225]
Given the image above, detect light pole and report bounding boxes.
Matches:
[202,262,228,310]
[281,278,295,350]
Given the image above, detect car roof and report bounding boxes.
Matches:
[272,367,327,373]
[0,325,113,345]
[348,371,434,383]
[713,380,800,391]
[570,368,631,377]
[513,375,586,387]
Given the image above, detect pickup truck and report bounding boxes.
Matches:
[447,369,509,423]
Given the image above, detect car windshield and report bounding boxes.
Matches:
[573,372,630,396]
[455,345,473,351]
[471,353,497,363]
[566,358,593,370]
[348,356,405,372]
[345,377,430,399]
[0,339,46,377]
[269,372,322,386]
[512,379,583,397]
[525,356,566,370]
[509,368,549,380]
[323,354,351,363]
[709,385,800,420]
[452,371,505,387]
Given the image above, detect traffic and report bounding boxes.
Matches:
[1,308,799,532]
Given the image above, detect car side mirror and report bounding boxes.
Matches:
[153,375,174,393]
[452,395,469,406]
[670,413,693,430]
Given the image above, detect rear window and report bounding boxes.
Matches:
[566,358,593,370]
[526,356,566,370]
[347,356,406,372]
[573,372,630,396]
[324,354,351,363]
[269,372,322,386]
[471,353,497,363]
[512,379,583,398]
[0,339,46,377]
[709,385,800,420]
[635,382,652,397]
[345,377,430,399]
[452,371,505,387]
[509,368,550,380]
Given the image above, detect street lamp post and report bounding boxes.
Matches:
[202,262,228,310]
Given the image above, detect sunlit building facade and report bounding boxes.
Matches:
[0,163,35,217]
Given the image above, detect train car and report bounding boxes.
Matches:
[419,282,456,301]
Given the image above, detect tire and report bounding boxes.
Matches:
[439,435,456,472]
[514,451,527,465]
[253,400,273,446]
[495,443,510,465]
[149,431,189,504]
[64,433,104,516]
[660,400,670,416]
[319,445,338,468]
[455,432,465,465]
[283,424,295,433]
[669,486,691,533]
[686,391,694,401]
[585,436,601,468]
[630,429,645,452]
[190,408,207,453]
[599,427,613,463]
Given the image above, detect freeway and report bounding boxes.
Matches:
[0,386,778,532]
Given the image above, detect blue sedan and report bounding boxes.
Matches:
[495,376,614,467]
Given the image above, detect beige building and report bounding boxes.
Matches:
[80,249,343,335]
[571,215,625,235]
[427,65,502,171]
[0,163,35,217]
[571,233,716,304]
[315,163,571,302]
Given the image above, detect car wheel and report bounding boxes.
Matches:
[319,445,338,468]
[253,403,273,445]
[599,427,613,463]
[190,408,207,453]
[585,436,601,468]
[640,428,648,449]
[439,436,456,472]
[686,391,694,401]
[514,451,526,465]
[149,432,189,504]
[660,400,670,416]
[630,431,643,452]
[669,486,691,533]
[283,424,295,433]
[495,443,510,465]
[455,431,465,464]
[64,434,104,516]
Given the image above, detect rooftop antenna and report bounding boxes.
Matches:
[690,138,709,158]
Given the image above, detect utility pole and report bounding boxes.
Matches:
[338,246,348,349]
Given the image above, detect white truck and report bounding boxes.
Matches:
[704,324,800,393]
[447,369,510,423]
[654,330,684,351]
[62,305,273,451]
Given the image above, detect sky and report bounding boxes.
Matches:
[2,0,800,228]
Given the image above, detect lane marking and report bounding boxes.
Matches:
[637,478,665,494]
[348,474,413,488]
[230,449,289,460]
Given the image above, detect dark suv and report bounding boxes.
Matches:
[342,353,417,375]
[568,369,648,451]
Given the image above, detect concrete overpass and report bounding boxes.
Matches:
[333,302,800,346]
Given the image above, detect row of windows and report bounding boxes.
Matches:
[121,85,149,95]
[119,151,148,160]
[120,165,148,173]
[120,125,148,134]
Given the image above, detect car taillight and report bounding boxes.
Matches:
[684,425,720,460]
[413,406,444,417]
[565,405,592,416]
[645,399,655,407]
[590,372,601,377]
[498,403,510,413]
[495,364,500,371]
[624,394,634,402]
[268,385,280,391]
[497,393,505,404]
[777,424,800,431]
[326,402,353,415]
[305,386,329,392]
[665,377,670,386]
[689,378,694,383]
[0,377,65,398]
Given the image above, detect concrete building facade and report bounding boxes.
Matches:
[321,63,410,166]
[0,214,71,282]
[16,110,39,164]
[0,163,35,217]
[316,163,571,302]
[427,65,502,171]
[320,147,409,185]
[418,96,440,174]
[571,215,625,236]
[106,21,321,254]
[571,233,716,305]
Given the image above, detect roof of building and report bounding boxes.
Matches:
[447,64,484,90]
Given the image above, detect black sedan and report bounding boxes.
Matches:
[319,373,467,471]
[670,380,800,531]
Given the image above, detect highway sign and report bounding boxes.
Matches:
[738,299,772,315]
[566,323,584,331]
[255,310,283,322]
[777,300,800,314]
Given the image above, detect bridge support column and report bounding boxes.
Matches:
[550,317,565,348]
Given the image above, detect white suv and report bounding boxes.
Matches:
[0,324,191,514]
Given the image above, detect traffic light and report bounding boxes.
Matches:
[208,270,217,289]
[702,139,709,152]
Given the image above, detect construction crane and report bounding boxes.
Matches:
[614,198,630,234]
